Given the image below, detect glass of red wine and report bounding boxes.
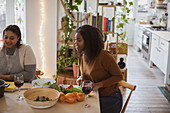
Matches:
[81,80,92,108]
[14,74,24,101]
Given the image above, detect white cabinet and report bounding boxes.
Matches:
[134,24,144,51]
[150,34,170,84]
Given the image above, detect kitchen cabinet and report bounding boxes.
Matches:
[149,33,170,84]
[134,24,145,51]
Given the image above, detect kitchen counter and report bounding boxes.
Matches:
[135,23,170,84]
[0,83,100,113]
[138,23,170,42]
[151,31,170,42]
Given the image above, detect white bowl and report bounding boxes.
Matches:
[24,88,60,109]
[32,78,56,88]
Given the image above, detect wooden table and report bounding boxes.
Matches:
[0,83,100,113]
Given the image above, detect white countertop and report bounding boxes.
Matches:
[138,23,170,42]
[151,31,170,42]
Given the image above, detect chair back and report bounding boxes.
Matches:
[119,80,136,113]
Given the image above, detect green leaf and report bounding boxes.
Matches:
[126,36,128,41]
[125,1,127,5]
[34,82,40,86]
[122,8,124,12]
[73,26,76,29]
[43,81,51,86]
[69,38,73,42]
[112,17,115,21]
[119,23,124,28]
[124,19,128,23]
[116,25,120,28]
[75,0,83,5]
[72,5,79,11]
[112,34,115,37]
[129,2,133,7]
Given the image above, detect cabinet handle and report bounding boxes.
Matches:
[153,38,156,40]
[161,42,164,45]
[157,48,161,52]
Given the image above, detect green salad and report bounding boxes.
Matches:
[34,81,51,86]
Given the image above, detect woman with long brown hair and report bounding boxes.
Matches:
[75,25,123,113]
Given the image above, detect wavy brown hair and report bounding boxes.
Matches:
[76,25,104,63]
[2,25,22,50]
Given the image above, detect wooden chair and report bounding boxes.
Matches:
[119,80,136,113]
[108,42,128,81]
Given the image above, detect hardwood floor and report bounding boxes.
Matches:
[123,46,170,113]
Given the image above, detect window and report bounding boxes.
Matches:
[0,0,6,41]
[14,0,25,43]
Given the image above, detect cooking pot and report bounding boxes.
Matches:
[0,79,10,98]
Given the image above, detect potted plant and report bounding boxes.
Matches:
[57,0,83,77]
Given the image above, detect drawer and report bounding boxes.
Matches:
[150,47,159,66]
[159,38,169,52]
[156,47,168,73]
[151,34,159,46]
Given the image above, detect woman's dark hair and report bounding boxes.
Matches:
[2,25,22,49]
[76,25,104,63]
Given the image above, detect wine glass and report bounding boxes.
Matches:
[14,74,24,101]
[81,80,92,108]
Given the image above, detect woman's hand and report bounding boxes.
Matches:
[76,75,84,86]
[92,82,103,90]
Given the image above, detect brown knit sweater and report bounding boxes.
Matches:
[79,50,123,97]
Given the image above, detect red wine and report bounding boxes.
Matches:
[14,80,24,88]
[82,87,92,95]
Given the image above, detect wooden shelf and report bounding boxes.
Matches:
[57,29,63,32]
[103,31,116,34]
[98,4,123,7]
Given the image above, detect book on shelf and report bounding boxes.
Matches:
[90,13,93,26]
[97,15,103,32]
[79,12,82,27]
[103,17,108,31]
[107,19,111,32]
[92,15,96,27]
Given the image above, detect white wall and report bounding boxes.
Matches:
[25,0,57,78]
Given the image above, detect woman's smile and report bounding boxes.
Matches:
[4,31,19,49]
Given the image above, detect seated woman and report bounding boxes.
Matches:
[0,25,36,82]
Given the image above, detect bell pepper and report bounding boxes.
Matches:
[66,85,73,89]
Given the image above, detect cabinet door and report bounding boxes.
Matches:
[137,26,144,49]
[151,34,159,48]
[150,46,157,64]
[150,34,159,65]
[157,47,168,73]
